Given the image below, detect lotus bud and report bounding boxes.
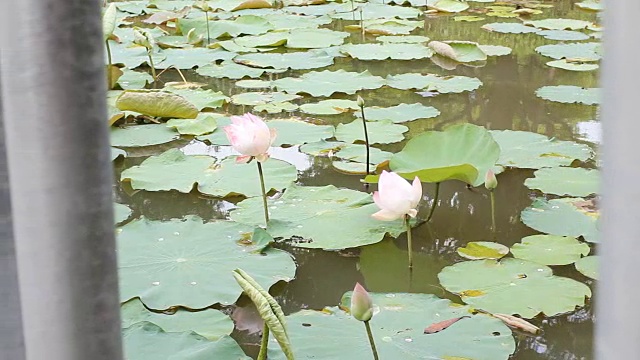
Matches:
[351,283,373,322]
[187,28,203,45]
[223,113,277,164]
[133,28,154,50]
[485,169,498,191]
[372,171,422,221]
[197,0,212,12]
[357,95,365,107]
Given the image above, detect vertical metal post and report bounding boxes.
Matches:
[0,1,123,360]
[597,1,640,359]
[0,67,26,360]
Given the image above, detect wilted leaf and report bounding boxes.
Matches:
[116,90,199,118]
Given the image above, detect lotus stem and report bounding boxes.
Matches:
[364,320,380,360]
[147,50,157,88]
[105,40,113,89]
[257,161,270,227]
[425,182,440,223]
[490,190,496,234]
[205,10,210,45]
[257,323,269,360]
[405,214,413,269]
[359,104,370,176]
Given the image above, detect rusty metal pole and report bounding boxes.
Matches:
[0,1,123,359]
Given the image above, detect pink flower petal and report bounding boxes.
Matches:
[235,155,252,164]
[372,209,402,221]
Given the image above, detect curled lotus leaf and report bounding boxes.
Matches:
[116,90,199,118]
[428,0,470,13]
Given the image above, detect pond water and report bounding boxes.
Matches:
[111,0,600,358]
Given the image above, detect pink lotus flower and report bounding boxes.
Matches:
[484,169,498,190]
[224,113,276,163]
[372,171,422,221]
[351,283,373,322]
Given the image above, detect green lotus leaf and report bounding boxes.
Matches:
[377,35,430,43]
[177,15,274,40]
[575,256,599,279]
[536,85,600,105]
[479,44,512,56]
[273,70,386,97]
[117,69,154,90]
[123,322,250,360]
[111,124,179,147]
[166,113,220,136]
[521,197,599,243]
[457,241,509,260]
[335,120,408,145]
[510,235,590,265]
[334,144,393,164]
[524,167,600,196]
[386,73,482,93]
[155,48,236,69]
[254,102,299,113]
[163,87,230,111]
[114,203,132,224]
[546,59,599,72]
[232,31,289,48]
[103,4,118,41]
[537,30,590,41]
[111,147,126,161]
[356,103,440,123]
[234,50,334,70]
[454,15,485,22]
[282,3,347,16]
[428,0,470,12]
[116,90,199,118]
[524,18,593,30]
[299,99,359,115]
[118,216,296,309]
[109,44,167,69]
[331,3,421,20]
[576,1,602,11]
[121,298,234,340]
[490,130,593,168]
[438,258,592,318]
[262,13,333,29]
[331,161,373,174]
[116,2,149,14]
[230,184,406,249]
[443,41,488,62]
[231,91,301,106]
[285,28,350,49]
[340,43,433,60]
[349,19,422,35]
[535,42,601,61]
[386,123,500,186]
[481,22,539,34]
[121,149,297,197]
[269,293,515,360]
[195,61,273,79]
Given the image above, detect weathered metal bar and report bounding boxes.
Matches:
[0,66,26,360]
[0,1,123,359]
[596,1,640,359]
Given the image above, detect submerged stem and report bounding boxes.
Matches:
[405,214,413,269]
[257,323,269,360]
[359,104,370,176]
[364,321,380,360]
[106,40,113,89]
[147,50,157,88]
[490,190,496,234]
[425,182,440,223]
[257,161,270,227]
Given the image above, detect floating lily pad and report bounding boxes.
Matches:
[271,293,515,360]
[347,19,422,35]
[428,0,470,13]
[490,130,593,169]
[455,15,485,22]
[386,73,482,93]
[331,3,421,20]
[340,43,433,60]
[521,197,599,243]
[121,298,234,340]
[334,144,393,164]
[537,30,590,41]
[524,167,600,196]
[482,22,539,34]
[116,90,199,118]
[110,45,167,70]
[335,120,408,145]
[156,48,236,69]
[430,41,487,62]
[377,35,430,43]
[195,61,273,79]
[331,161,372,174]
[479,45,512,56]
[546,59,599,72]
[117,69,154,90]
[285,28,350,49]
[535,42,601,61]
[299,99,359,115]
[234,50,335,70]
[164,87,230,111]
[123,322,250,360]
[510,235,590,265]
[111,125,179,147]
[121,149,297,197]
[576,1,602,11]
[231,92,301,106]
[536,85,601,105]
[356,103,440,123]
[112,147,127,161]
[166,113,220,136]
[273,70,386,97]
[438,258,592,318]
[383,123,500,186]
[115,203,132,224]
[177,15,274,40]
[298,140,345,156]
[457,241,509,260]
[118,216,296,309]
[575,256,599,279]
[524,18,593,30]
[230,184,406,249]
